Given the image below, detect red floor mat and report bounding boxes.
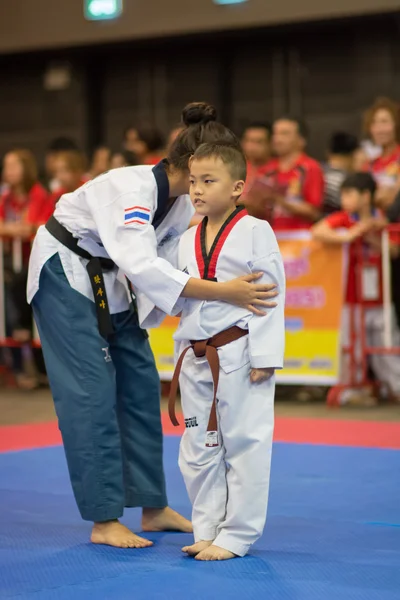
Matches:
[1,413,400,452]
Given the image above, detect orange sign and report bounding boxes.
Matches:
[149,232,346,384]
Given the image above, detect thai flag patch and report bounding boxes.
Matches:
[124,206,151,226]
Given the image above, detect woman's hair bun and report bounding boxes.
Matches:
[181,102,217,127]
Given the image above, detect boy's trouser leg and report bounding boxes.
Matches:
[110,309,167,508]
[32,254,124,522]
[213,348,275,557]
[178,350,227,542]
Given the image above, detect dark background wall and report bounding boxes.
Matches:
[0,0,398,54]
[0,13,399,163]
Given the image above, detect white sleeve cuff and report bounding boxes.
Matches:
[250,354,284,369]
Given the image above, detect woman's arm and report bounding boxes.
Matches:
[181,273,278,316]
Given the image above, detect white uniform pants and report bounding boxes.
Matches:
[341,305,400,394]
[177,336,275,557]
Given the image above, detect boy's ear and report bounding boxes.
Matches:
[233,180,245,199]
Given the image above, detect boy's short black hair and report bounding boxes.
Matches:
[191,143,247,181]
[341,172,377,197]
[329,132,359,155]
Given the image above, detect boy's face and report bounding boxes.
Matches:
[189,157,244,219]
[341,188,371,214]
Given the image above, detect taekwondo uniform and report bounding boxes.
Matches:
[27,161,194,522]
[168,207,286,557]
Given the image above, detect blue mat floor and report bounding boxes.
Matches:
[0,438,399,599]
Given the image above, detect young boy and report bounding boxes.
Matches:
[312,172,400,403]
[168,143,286,560]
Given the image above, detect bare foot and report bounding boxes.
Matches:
[182,540,213,556]
[91,520,153,548]
[142,507,193,533]
[195,544,237,561]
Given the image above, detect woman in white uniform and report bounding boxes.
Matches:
[27,103,278,549]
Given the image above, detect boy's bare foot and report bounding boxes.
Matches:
[142,507,193,533]
[195,545,237,561]
[91,520,153,548]
[182,540,213,556]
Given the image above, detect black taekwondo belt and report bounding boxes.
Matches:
[45,216,116,339]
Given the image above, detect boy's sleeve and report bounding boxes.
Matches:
[324,211,348,229]
[247,222,286,369]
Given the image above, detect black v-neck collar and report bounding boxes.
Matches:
[195,206,247,281]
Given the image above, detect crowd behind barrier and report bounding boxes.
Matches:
[1,96,400,404]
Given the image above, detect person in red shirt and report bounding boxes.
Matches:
[363,97,400,209]
[312,172,400,404]
[88,146,111,180]
[261,117,324,230]
[0,149,52,248]
[123,124,165,165]
[240,122,274,219]
[0,149,52,389]
[50,151,89,204]
[241,122,271,183]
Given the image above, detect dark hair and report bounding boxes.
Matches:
[274,116,308,139]
[56,150,88,173]
[341,172,377,198]
[168,102,241,171]
[47,137,79,153]
[118,149,139,166]
[242,121,272,138]
[329,132,359,155]
[191,143,247,181]
[124,124,164,152]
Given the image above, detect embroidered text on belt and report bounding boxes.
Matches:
[168,325,248,447]
[45,216,116,339]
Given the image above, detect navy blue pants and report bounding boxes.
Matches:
[32,254,167,522]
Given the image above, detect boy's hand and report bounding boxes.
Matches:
[250,367,275,383]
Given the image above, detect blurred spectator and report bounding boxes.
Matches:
[0,149,52,389]
[240,122,273,219]
[261,117,324,230]
[241,122,271,180]
[44,137,79,192]
[383,187,400,327]
[123,124,165,165]
[51,151,88,203]
[88,146,111,179]
[363,97,400,203]
[110,149,139,169]
[312,172,400,404]
[322,132,359,214]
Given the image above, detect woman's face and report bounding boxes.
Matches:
[110,153,126,169]
[3,153,24,188]
[91,147,110,177]
[54,159,81,191]
[370,109,396,148]
[125,129,147,160]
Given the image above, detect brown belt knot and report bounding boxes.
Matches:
[168,325,248,447]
